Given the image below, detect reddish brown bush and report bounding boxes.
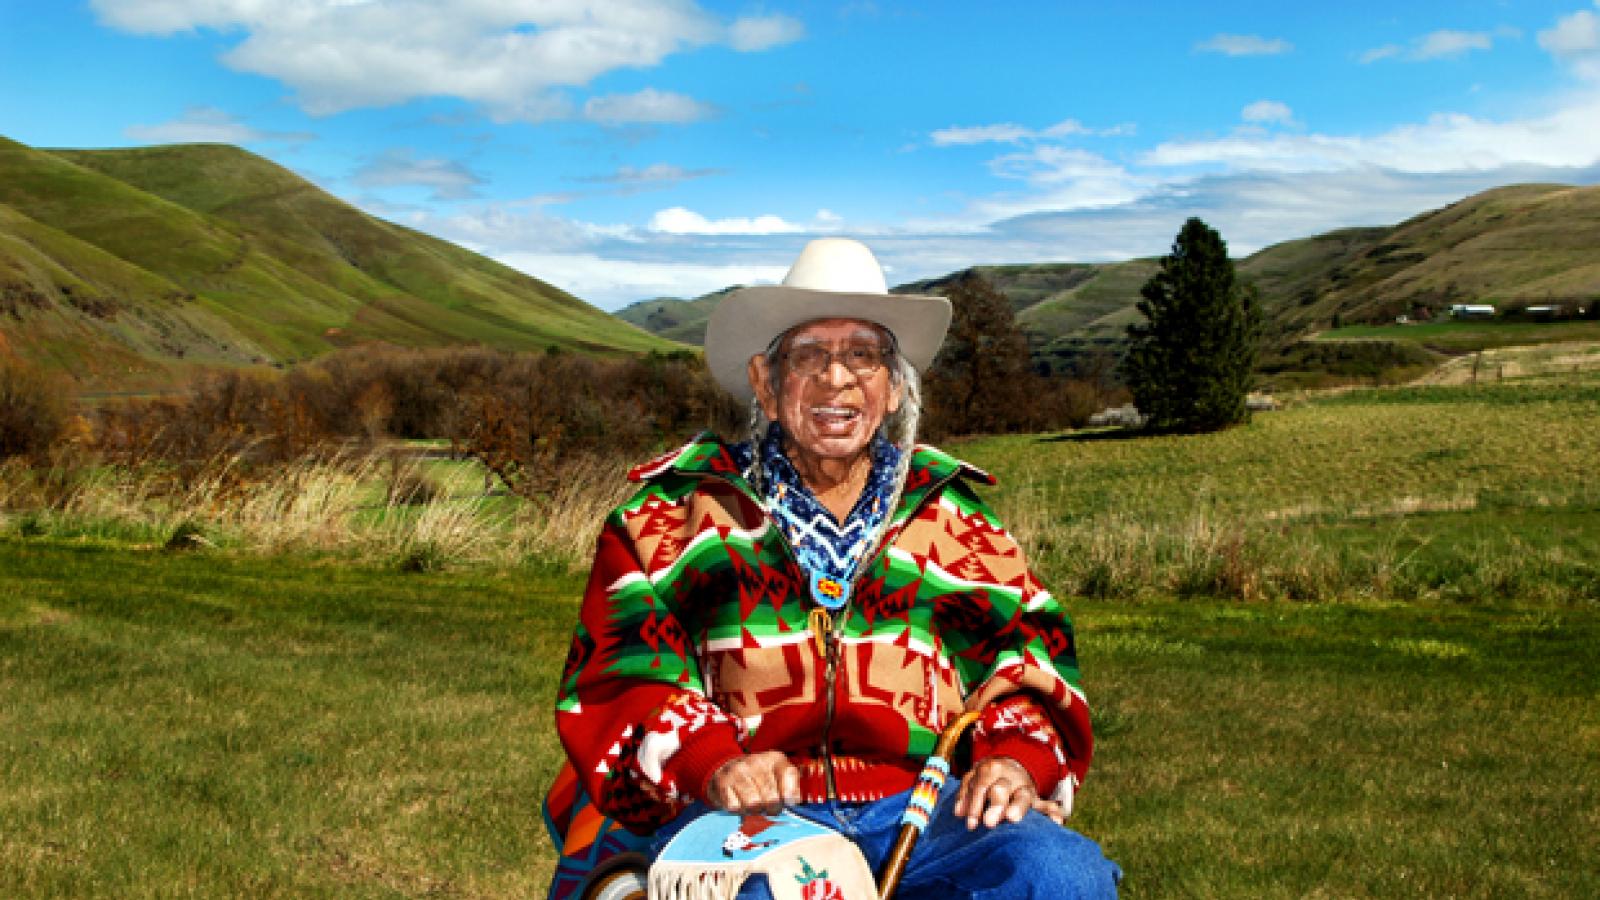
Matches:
[86,346,742,499]
[0,357,70,460]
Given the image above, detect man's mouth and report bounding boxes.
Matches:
[810,405,860,430]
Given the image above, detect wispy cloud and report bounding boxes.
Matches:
[90,0,801,122]
[1241,100,1295,126]
[124,106,312,145]
[496,251,791,304]
[1362,27,1517,64]
[1195,34,1293,57]
[353,149,485,201]
[573,164,725,187]
[583,89,717,126]
[930,118,1133,146]
[1359,44,1403,64]
[1139,82,1600,180]
[728,14,805,52]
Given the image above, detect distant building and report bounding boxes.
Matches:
[1087,404,1145,428]
[1523,305,1567,318]
[1449,304,1496,319]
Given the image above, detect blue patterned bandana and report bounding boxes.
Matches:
[734,424,902,610]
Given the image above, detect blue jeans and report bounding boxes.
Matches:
[652,780,1121,900]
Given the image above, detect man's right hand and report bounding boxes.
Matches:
[707,751,801,814]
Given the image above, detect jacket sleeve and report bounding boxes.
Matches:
[970,693,1075,806]
[935,480,1093,804]
[555,493,747,831]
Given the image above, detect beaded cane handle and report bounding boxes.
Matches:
[878,710,982,900]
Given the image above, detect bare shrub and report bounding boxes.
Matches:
[0,357,69,461]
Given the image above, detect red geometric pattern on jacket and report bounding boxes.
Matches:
[971,694,1069,793]
[556,435,1091,832]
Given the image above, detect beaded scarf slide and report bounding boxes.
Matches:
[754,425,901,613]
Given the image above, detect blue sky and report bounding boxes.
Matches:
[5,1,1600,309]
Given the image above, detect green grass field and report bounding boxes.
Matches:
[2,540,1595,898]
[955,373,1600,603]
[4,373,1600,896]
[0,541,575,898]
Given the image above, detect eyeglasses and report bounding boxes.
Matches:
[781,343,894,378]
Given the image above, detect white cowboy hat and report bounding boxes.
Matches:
[704,238,952,401]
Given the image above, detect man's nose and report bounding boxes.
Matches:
[819,355,857,387]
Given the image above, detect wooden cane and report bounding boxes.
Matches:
[876,710,982,900]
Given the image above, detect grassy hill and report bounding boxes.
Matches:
[614,286,737,346]
[0,136,675,389]
[1279,184,1600,328]
[619,184,1600,378]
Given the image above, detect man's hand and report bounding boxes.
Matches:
[707,751,801,815]
[952,756,1036,830]
[1031,796,1069,825]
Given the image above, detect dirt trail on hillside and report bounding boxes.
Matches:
[1410,341,1600,386]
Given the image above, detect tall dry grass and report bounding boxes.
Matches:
[0,448,635,573]
[7,440,1595,601]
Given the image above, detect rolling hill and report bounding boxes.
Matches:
[618,183,1600,372]
[614,286,737,346]
[0,136,674,389]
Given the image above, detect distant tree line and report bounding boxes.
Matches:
[79,346,743,499]
[2,279,1130,478]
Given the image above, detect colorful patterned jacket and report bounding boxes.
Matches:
[555,433,1092,832]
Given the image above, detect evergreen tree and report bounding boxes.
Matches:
[925,273,1033,435]
[1121,217,1262,433]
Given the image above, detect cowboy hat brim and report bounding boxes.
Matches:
[704,285,952,402]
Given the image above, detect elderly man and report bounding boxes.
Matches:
[555,239,1119,899]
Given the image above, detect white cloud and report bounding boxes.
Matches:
[930,118,1132,146]
[957,147,1154,223]
[1540,6,1600,80]
[1241,100,1294,125]
[353,149,484,200]
[727,14,805,51]
[91,0,269,35]
[1195,34,1293,56]
[1042,119,1136,138]
[91,0,799,121]
[1541,8,1600,55]
[584,89,716,126]
[1360,44,1403,64]
[574,163,724,187]
[1139,85,1600,182]
[892,77,1600,275]
[931,123,1033,146]
[1414,29,1494,60]
[498,251,788,308]
[1141,91,1600,174]
[648,207,805,235]
[124,106,312,144]
[1362,27,1513,64]
[988,146,1131,185]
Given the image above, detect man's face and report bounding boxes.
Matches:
[748,318,902,465]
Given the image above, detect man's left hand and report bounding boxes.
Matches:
[952,755,1036,830]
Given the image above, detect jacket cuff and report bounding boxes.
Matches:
[662,723,747,804]
[978,733,1064,799]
